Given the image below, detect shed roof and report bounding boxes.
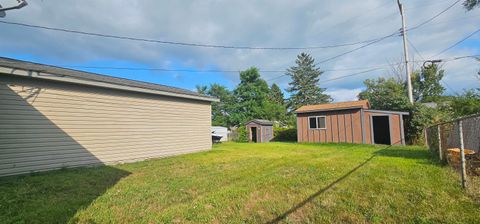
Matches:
[0,57,218,102]
[246,119,274,126]
[295,100,370,113]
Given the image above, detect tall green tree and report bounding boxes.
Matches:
[358,77,410,111]
[269,83,285,105]
[411,64,445,102]
[196,84,233,127]
[464,0,480,10]
[230,67,285,126]
[286,53,331,111]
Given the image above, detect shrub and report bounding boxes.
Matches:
[273,127,297,142]
[233,126,248,142]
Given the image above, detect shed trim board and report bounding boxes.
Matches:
[400,114,406,145]
[296,101,408,146]
[0,59,214,177]
[360,108,366,144]
[294,106,364,114]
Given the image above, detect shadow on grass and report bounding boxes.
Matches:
[266,154,376,224]
[267,143,410,223]
[0,166,130,223]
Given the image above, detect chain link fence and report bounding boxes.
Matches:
[425,114,480,195]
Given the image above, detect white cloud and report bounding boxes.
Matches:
[0,0,478,93]
[326,88,363,102]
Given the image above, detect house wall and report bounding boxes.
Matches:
[297,109,404,145]
[0,75,212,177]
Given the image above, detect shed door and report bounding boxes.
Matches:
[251,127,258,143]
[372,116,391,145]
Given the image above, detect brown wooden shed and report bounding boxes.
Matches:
[295,100,408,145]
[246,119,274,143]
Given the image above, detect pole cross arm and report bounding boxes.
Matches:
[0,0,28,17]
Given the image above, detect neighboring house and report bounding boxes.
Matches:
[246,119,274,143]
[211,126,229,142]
[0,57,218,177]
[295,100,408,145]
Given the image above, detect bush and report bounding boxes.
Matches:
[273,127,297,142]
[405,103,452,145]
[233,126,248,142]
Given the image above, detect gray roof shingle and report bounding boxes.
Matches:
[0,57,216,101]
[247,119,274,126]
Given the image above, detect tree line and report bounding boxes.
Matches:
[198,52,480,144]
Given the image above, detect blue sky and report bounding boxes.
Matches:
[0,0,479,101]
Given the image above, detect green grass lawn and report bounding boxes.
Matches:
[1,143,479,223]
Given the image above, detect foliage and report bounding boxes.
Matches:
[230,67,286,126]
[196,83,234,127]
[449,89,480,117]
[273,127,297,142]
[286,53,331,111]
[234,126,248,142]
[405,103,452,144]
[2,143,479,223]
[411,64,445,102]
[269,83,285,105]
[464,0,480,10]
[358,76,451,144]
[358,77,410,111]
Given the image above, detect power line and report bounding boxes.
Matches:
[0,0,459,52]
[61,65,392,73]
[267,54,480,82]
[407,38,462,95]
[435,27,480,57]
[407,0,461,31]
[316,32,399,65]
[0,20,391,50]
[63,54,476,76]
[313,0,461,66]
[321,68,386,83]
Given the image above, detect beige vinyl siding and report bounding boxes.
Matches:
[0,76,212,177]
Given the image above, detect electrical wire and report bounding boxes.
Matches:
[315,0,463,66]
[407,38,461,95]
[0,20,391,50]
[407,0,461,32]
[434,27,480,57]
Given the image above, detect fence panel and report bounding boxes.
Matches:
[425,114,480,192]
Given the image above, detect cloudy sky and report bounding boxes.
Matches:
[1,0,479,101]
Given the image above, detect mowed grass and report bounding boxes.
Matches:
[0,143,479,223]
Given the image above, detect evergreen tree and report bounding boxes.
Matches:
[269,83,285,105]
[464,0,480,10]
[286,53,331,111]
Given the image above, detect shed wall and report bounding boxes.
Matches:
[297,109,363,144]
[0,76,212,177]
[365,111,403,145]
[297,109,404,145]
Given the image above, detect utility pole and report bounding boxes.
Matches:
[397,0,414,104]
